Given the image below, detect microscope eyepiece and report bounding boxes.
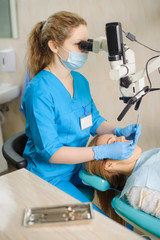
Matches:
[78,39,93,52]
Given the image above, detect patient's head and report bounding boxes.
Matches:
[85,134,142,189]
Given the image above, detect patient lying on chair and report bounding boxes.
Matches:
[85,134,160,220]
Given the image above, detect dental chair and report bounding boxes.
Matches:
[112,194,160,240]
[2,131,28,169]
[79,168,160,240]
[2,131,94,201]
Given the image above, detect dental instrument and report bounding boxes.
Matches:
[133,112,139,145]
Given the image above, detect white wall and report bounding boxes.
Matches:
[0,0,160,151]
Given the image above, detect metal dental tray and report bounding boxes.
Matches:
[23,202,93,227]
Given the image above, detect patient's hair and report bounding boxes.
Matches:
[85,135,127,225]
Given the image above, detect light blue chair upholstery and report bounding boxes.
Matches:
[79,168,110,191]
[112,195,160,239]
[79,168,160,238]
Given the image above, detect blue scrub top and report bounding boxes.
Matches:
[22,70,106,184]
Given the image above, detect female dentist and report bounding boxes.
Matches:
[22,11,141,208]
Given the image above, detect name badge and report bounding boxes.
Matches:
[80,113,93,130]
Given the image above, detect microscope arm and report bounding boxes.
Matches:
[79,22,160,121]
[93,37,160,121]
[132,56,160,83]
[117,56,160,120]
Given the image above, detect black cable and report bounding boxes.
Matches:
[118,31,160,120]
[123,55,160,108]
[135,40,160,53]
[146,55,160,91]
[122,30,160,53]
[150,88,160,91]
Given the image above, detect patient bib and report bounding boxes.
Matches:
[121,148,160,198]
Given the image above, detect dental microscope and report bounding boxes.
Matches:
[79,22,160,121]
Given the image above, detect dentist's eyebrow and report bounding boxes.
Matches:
[74,38,89,42]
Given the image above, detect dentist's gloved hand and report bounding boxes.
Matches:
[114,124,141,144]
[92,141,136,161]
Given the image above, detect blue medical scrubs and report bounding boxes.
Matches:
[22,70,106,213]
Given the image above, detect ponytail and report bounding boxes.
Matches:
[27,21,52,77]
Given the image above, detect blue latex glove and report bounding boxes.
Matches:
[92,141,136,161]
[114,124,141,144]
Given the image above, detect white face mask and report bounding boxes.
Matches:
[57,47,88,71]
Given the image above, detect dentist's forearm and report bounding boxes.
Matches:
[49,146,95,164]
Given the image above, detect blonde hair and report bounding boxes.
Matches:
[27,11,87,77]
[85,135,126,225]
